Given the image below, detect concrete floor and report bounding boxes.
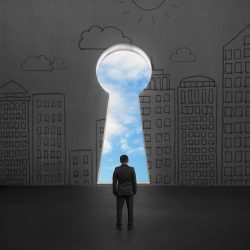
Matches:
[0,186,250,250]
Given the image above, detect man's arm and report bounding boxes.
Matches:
[112,168,118,196]
[131,167,137,195]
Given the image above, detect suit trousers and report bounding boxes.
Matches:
[116,195,134,226]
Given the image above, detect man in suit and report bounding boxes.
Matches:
[112,155,137,231]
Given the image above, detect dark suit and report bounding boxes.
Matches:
[112,164,137,227]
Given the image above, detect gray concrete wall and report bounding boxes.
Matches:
[0,0,250,185]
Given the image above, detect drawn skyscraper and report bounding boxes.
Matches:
[32,94,66,185]
[178,76,217,186]
[96,119,105,183]
[222,25,250,185]
[139,67,176,185]
[0,81,31,185]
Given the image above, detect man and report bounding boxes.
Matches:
[112,155,137,231]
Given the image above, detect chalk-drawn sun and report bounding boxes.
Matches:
[118,0,180,23]
[131,0,166,10]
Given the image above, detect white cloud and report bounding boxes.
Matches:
[119,137,144,155]
[102,114,127,155]
[133,139,140,145]
[98,50,151,84]
[102,137,112,155]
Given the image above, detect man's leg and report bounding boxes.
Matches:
[126,195,134,229]
[116,196,125,228]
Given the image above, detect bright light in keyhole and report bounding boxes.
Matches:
[96,44,152,184]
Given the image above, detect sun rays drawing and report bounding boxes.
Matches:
[117,0,180,23]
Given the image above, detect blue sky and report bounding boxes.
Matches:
[96,50,151,183]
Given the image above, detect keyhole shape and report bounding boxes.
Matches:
[96,44,152,184]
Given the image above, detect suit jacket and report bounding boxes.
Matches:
[112,164,137,196]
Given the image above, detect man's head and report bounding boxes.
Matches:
[120,155,129,164]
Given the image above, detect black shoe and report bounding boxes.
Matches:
[127,225,134,231]
[116,225,122,231]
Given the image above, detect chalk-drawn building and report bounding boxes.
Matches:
[96,119,105,183]
[69,150,93,185]
[32,94,66,185]
[140,67,176,185]
[222,25,250,185]
[0,81,31,185]
[178,76,217,186]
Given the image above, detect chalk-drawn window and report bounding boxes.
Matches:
[225,49,232,60]
[57,138,61,147]
[234,138,241,147]
[51,138,55,146]
[245,62,250,73]
[234,77,242,88]
[164,94,170,102]
[99,127,104,134]
[148,161,152,169]
[225,63,232,74]
[144,134,151,142]
[235,62,242,73]
[146,147,151,156]
[142,107,151,115]
[164,105,170,113]
[143,120,151,129]
[164,133,170,141]
[234,49,242,59]
[165,159,171,167]
[44,150,48,159]
[235,91,242,103]
[83,155,88,164]
[44,100,49,108]
[245,48,250,58]
[163,77,168,89]
[244,36,250,46]
[246,78,250,87]
[156,174,162,183]
[180,91,186,104]
[225,78,232,88]
[156,119,162,128]
[57,113,62,122]
[37,100,42,108]
[235,151,242,162]
[245,122,250,133]
[84,169,89,176]
[156,95,161,102]
[156,159,163,168]
[246,152,250,162]
[155,106,162,114]
[246,107,250,117]
[164,118,171,127]
[57,101,62,108]
[140,96,151,103]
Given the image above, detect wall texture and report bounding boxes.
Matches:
[0,0,250,186]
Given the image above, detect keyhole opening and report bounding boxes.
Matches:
[96,44,152,184]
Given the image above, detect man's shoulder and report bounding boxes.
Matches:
[128,165,135,171]
[114,166,122,171]
[115,165,135,171]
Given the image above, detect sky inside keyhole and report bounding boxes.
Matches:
[96,50,151,183]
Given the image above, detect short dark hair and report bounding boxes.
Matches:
[120,155,128,163]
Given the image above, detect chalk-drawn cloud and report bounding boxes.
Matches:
[21,55,53,71]
[21,55,68,71]
[52,58,68,70]
[78,25,132,50]
[170,47,196,62]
